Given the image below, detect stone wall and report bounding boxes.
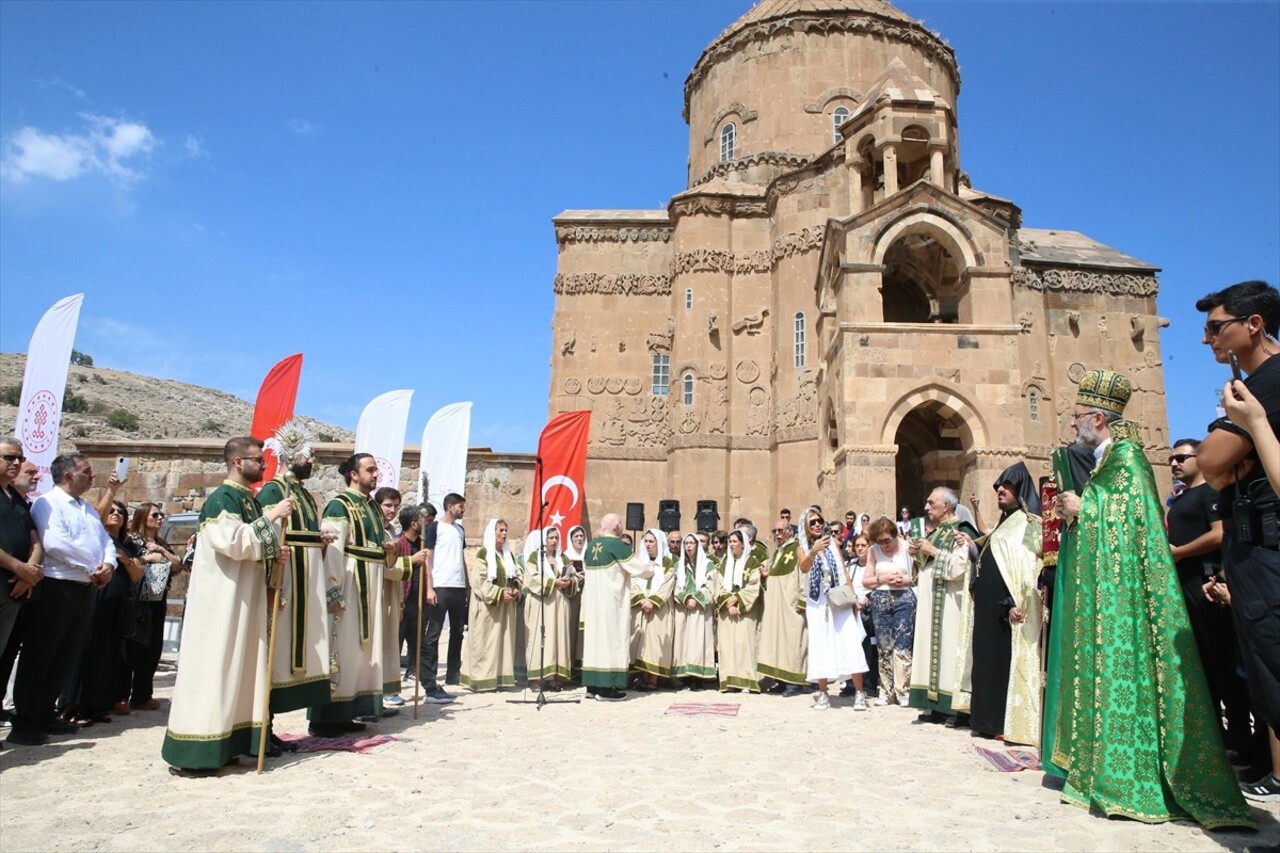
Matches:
[74,439,537,537]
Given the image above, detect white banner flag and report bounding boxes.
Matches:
[354,389,413,492]
[420,402,471,511]
[15,294,84,496]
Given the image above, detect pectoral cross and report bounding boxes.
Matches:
[590,541,604,560]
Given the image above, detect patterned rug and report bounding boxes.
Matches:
[974,744,1042,772]
[664,703,740,717]
[278,732,398,754]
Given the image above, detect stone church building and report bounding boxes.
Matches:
[548,0,1170,527]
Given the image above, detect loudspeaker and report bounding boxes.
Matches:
[695,500,719,534]
[657,499,681,533]
[625,502,645,532]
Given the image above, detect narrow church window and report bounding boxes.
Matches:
[685,288,693,310]
[682,373,694,406]
[652,354,670,395]
[720,122,735,162]
[794,312,807,368]
[1029,389,1040,422]
[832,107,850,145]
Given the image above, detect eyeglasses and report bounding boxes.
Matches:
[875,537,894,546]
[1168,454,1196,465]
[771,528,786,534]
[1203,316,1247,338]
[1,453,25,463]
[1069,409,1102,423]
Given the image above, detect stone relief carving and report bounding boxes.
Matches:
[646,318,674,352]
[606,376,624,394]
[564,378,581,395]
[775,369,819,430]
[560,333,575,356]
[1011,267,1159,298]
[746,386,770,436]
[1129,315,1145,342]
[700,378,728,435]
[707,311,720,337]
[587,376,606,394]
[735,360,760,384]
[554,272,672,296]
[803,87,862,113]
[709,361,727,381]
[703,102,759,143]
[1067,362,1086,384]
[679,410,699,435]
[624,377,642,395]
[669,195,769,219]
[618,340,626,353]
[1097,315,1108,339]
[554,225,673,245]
[590,335,598,353]
[1017,311,1034,333]
[687,151,812,190]
[732,309,770,336]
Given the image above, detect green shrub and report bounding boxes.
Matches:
[0,385,20,406]
[64,391,89,413]
[106,409,140,431]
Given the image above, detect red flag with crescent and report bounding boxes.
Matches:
[250,353,303,489]
[530,410,591,536]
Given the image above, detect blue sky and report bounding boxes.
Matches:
[1,1,1277,452]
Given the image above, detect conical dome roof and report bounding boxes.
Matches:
[709,0,922,50]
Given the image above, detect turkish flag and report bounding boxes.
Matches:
[250,353,303,489]
[529,410,591,536]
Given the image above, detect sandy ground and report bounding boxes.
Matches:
[1,659,1277,852]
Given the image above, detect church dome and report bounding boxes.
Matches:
[683,0,959,186]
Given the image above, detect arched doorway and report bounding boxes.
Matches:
[893,402,967,516]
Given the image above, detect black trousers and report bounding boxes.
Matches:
[418,587,466,689]
[12,578,93,733]
[122,599,166,703]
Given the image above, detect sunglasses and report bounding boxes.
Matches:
[1168,453,1196,464]
[808,519,825,527]
[1203,316,1247,338]
[150,512,165,519]
[1,453,25,463]
[875,537,894,546]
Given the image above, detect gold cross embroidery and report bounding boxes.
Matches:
[590,541,604,559]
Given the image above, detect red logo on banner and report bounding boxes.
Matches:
[529,410,592,535]
[20,389,57,453]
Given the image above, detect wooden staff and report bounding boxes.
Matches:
[413,505,428,720]
[258,548,287,774]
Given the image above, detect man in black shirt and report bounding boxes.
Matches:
[0,437,41,665]
[1196,279,1280,802]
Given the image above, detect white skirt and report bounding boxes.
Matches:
[804,591,868,682]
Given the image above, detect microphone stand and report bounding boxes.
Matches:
[508,455,579,708]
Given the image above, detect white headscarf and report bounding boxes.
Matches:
[523,526,565,581]
[723,529,750,591]
[677,533,709,591]
[641,528,669,595]
[483,518,514,583]
[563,524,589,563]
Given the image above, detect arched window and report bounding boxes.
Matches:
[651,354,670,395]
[793,312,807,369]
[685,288,693,311]
[1028,389,1040,422]
[720,122,736,162]
[682,373,695,406]
[832,107,850,145]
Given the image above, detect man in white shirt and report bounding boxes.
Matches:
[417,492,467,703]
[8,453,115,747]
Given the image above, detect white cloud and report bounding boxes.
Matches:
[1,113,156,184]
[286,118,320,136]
[36,77,87,100]
[183,134,206,158]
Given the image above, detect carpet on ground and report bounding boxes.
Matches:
[974,744,1041,772]
[664,703,740,717]
[278,732,397,754]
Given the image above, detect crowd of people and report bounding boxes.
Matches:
[0,280,1276,832]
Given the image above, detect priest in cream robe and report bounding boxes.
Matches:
[373,486,409,710]
[907,487,979,722]
[631,528,676,689]
[257,423,332,726]
[523,526,578,689]
[957,463,1045,745]
[717,529,763,693]
[672,533,718,688]
[462,518,521,692]
[757,519,807,693]
[162,437,289,776]
[582,513,653,701]
[308,454,395,736]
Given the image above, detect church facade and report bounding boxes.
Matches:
[548,0,1170,527]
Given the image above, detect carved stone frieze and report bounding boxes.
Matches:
[732,311,769,336]
[774,369,819,431]
[735,360,760,384]
[588,446,667,461]
[699,377,728,435]
[587,376,606,394]
[746,386,770,436]
[554,225,673,245]
[647,318,674,352]
[624,377,642,395]
[774,424,818,444]
[709,361,727,380]
[564,378,581,395]
[560,333,576,356]
[666,225,826,281]
[669,195,769,219]
[684,15,958,121]
[702,102,759,142]
[687,151,812,190]
[1011,266,1159,298]
[554,272,672,296]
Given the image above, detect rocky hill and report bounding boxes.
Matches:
[0,352,354,451]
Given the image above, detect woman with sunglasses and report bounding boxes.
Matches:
[799,507,868,710]
[120,502,180,712]
[862,516,916,707]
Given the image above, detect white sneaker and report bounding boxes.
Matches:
[853,691,868,711]
[898,695,911,707]
[872,696,889,706]
[383,694,406,707]
[812,692,830,710]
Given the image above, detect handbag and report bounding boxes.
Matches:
[826,582,858,610]
[139,561,170,602]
